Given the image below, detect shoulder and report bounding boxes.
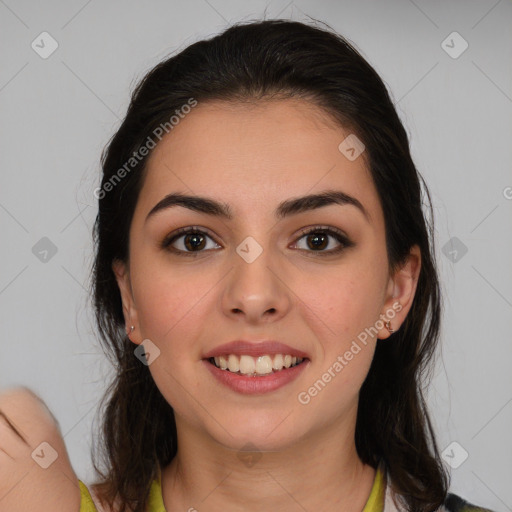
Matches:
[444,492,497,512]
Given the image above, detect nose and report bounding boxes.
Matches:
[221,246,292,324]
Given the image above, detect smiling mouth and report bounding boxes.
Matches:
[207,354,307,376]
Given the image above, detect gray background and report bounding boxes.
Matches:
[1,0,511,510]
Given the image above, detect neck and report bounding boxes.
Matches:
[160,413,377,512]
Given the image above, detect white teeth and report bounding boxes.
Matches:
[227,354,240,373]
[272,354,283,370]
[211,354,304,375]
[255,355,273,375]
[239,355,256,374]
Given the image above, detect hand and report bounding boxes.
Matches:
[0,387,81,512]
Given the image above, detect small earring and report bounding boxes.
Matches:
[126,325,135,335]
[385,321,395,334]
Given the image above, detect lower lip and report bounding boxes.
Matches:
[202,359,309,394]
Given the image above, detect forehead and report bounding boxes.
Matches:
[135,98,382,226]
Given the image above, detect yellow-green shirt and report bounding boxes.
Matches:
[79,467,168,512]
[78,460,495,512]
[79,461,386,512]
[79,460,497,511]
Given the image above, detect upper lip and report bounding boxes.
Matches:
[202,340,310,359]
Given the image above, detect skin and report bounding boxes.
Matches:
[0,388,81,512]
[112,98,421,512]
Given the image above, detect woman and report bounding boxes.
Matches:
[0,19,496,512]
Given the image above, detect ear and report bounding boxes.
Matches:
[377,244,421,340]
[112,259,142,345]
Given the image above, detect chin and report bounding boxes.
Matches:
[208,415,307,454]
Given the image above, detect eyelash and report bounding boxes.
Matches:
[161,225,354,257]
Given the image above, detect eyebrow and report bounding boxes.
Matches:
[145,190,371,224]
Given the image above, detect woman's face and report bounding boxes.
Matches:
[113,98,420,451]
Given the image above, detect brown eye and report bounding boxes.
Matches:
[305,232,329,250]
[183,232,206,251]
[162,227,220,256]
[294,227,354,255]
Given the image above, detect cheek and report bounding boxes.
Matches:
[129,264,216,413]
[296,264,385,351]
[132,256,205,342]
[295,271,381,414]
[130,255,219,357]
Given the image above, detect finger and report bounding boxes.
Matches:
[0,410,31,460]
[0,388,59,451]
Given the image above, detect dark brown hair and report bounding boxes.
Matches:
[88,18,450,512]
